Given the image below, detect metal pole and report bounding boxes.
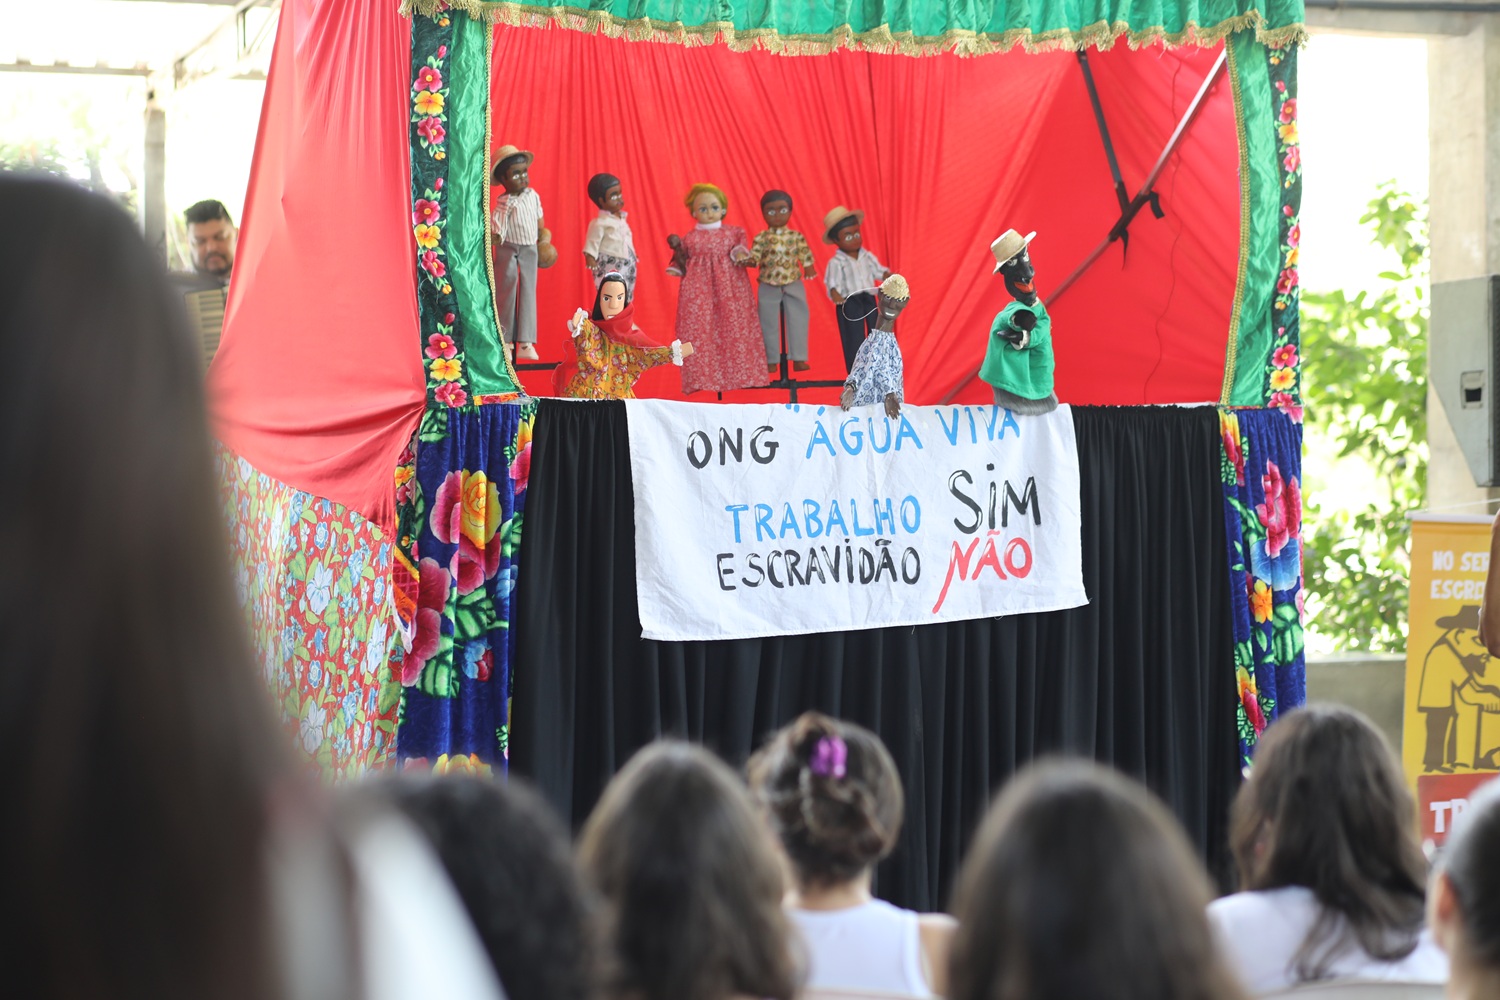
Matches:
[938,50,1228,405]
[143,91,168,266]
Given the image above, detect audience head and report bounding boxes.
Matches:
[948,759,1243,1000]
[0,177,286,997]
[578,740,799,1000]
[184,198,237,279]
[748,711,903,889]
[1432,779,1500,990]
[1230,704,1427,979]
[381,775,595,1000]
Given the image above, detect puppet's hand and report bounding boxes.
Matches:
[840,385,855,411]
[680,342,695,358]
[884,393,901,419]
[583,252,597,269]
[667,234,683,250]
[832,291,847,305]
[568,308,588,336]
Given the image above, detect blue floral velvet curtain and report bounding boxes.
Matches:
[1220,406,1305,766]
[394,401,533,768]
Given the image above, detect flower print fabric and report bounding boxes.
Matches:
[560,317,678,399]
[675,225,767,394]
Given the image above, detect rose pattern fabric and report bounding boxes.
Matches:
[1219,408,1305,767]
[216,445,401,778]
[394,401,532,767]
[1262,43,1302,413]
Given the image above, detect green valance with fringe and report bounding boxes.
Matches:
[403,0,1306,54]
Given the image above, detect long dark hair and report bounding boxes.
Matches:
[578,741,800,1000]
[748,711,903,888]
[591,273,629,322]
[1230,705,1427,981]
[0,177,287,999]
[949,760,1245,1000]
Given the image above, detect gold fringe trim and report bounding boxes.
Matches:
[400,0,1306,55]
[1221,37,1252,405]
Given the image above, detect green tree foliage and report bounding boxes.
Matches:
[1301,183,1427,652]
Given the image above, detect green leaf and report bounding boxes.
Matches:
[289,551,308,581]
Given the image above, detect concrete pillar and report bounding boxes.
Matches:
[1428,19,1500,510]
[143,93,167,266]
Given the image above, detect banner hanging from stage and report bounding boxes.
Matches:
[625,400,1088,641]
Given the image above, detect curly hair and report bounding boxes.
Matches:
[381,775,596,1000]
[579,741,800,1000]
[748,712,903,888]
[684,183,728,214]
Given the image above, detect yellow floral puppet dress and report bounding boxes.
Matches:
[554,273,685,399]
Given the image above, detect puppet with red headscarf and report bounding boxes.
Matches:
[554,272,693,399]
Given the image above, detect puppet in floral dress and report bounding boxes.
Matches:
[980,229,1057,414]
[668,183,767,394]
[554,273,692,399]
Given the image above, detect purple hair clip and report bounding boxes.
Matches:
[809,735,848,780]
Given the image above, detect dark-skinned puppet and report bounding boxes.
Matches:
[583,173,637,298]
[840,274,909,419]
[554,272,692,399]
[491,144,555,362]
[741,189,817,373]
[823,205,890,374]
[669,183,767,394]
[979,229,1057,414]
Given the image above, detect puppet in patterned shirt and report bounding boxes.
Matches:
[582,172,638,298]
[740,189,817,373]
[840,274,910,419]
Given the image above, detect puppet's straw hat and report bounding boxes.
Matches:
[491,144,534,182]
[991,229,1037,272]
[880,274,910,300]
[823,206,865,244]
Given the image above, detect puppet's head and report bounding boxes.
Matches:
[991,229,1038,306]
[685,183,728,225]
[876,274,910,327]
[592,274,629,321]
[589,173,624,212]
[761,189,793,229]
[493,145,534,194]
[823,206,865,254]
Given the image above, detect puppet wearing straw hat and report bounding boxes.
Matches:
[840,274,909,419]
[491,144,555,362]
[979,229,1057,415]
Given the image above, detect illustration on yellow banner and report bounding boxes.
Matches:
[1403,515,1500,846]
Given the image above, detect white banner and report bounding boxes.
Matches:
[625,399,1087,641]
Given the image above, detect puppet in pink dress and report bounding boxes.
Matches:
[669,183,768,395]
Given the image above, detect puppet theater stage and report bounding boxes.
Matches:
[209,0,1309,906]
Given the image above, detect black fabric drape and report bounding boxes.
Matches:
[512,401,1239,910]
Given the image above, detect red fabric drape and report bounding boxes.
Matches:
[492,27,1238,405]
[209,0,423,532]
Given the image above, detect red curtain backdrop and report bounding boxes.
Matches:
[492,26,1239,405]
[209,0,423,532]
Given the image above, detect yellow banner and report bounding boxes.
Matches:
[1403,515,1500,847]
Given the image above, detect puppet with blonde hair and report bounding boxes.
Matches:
[668,183,767,394]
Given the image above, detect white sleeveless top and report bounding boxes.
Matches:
[790,899,932,997]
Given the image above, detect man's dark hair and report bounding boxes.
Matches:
[761,189,793,211]
[184,199,233,227]
[381,775,596,1000]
